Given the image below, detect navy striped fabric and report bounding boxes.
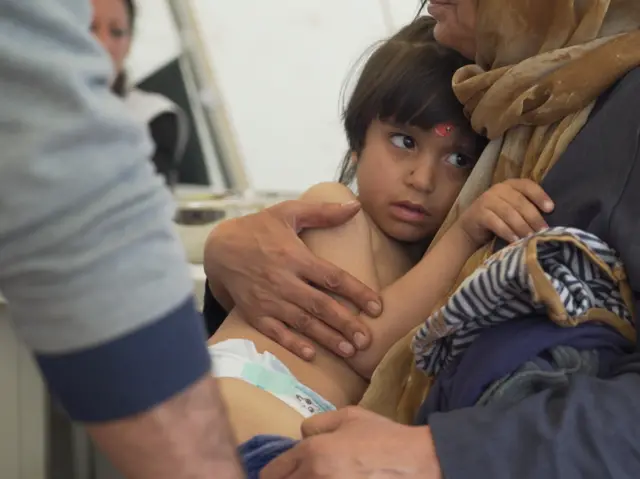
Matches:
[412,227,635,375]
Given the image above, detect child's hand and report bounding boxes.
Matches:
[456,179,554,247]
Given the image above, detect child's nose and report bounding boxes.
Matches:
[407,160,436,193]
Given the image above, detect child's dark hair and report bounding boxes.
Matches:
[338,16,484,184]
[112,0,137,96]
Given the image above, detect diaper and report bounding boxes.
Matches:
[209,339,336,418]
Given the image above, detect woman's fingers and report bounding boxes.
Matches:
[302,254,382,318]
[284,274,366,356]
[207,200,379,360]
[252,315,317,360]
[250,292,359,360]
[247,265,365,359]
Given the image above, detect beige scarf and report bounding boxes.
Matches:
[360,0,640,424]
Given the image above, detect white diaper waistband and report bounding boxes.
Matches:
[209,338,335,418]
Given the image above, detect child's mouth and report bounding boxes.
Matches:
[390,201,429,223]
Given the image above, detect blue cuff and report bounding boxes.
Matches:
[36,297,210,422]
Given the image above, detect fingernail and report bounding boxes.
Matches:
[367,301,382,316]
[544,200,554,212]
[338,341,355,356]
[302,347,315,359]
[354,332,368,350]
[341,200,360,207]
[511,235,520,243]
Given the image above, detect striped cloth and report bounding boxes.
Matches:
[412,227,636,376]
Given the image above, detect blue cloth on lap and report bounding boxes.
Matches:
[239,435,298,478]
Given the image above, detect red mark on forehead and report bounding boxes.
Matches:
[434,122,455,137]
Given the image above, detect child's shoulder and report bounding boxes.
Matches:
[300,181,379,234]
[300,182,372,231]
[299,181,357,203]
[299,182,412,286]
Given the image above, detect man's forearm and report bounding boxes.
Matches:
[88,376,243,479]
[0,1,243,476]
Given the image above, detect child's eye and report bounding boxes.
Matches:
[390,133,416,150]
[445,153,474,168]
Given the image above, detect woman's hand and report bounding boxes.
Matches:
[261,407,441,479]
[456,179,555,247]
[204,200,382,360]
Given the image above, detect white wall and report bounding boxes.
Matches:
[191,0,422,193]
[127,0,181,83]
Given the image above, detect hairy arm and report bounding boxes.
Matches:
[300,182,477,378]
[88,376,242,479]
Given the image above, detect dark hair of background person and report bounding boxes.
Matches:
[112,0,137,97]
[337,16,485,185]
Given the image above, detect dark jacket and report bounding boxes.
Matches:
[124,88,188,187]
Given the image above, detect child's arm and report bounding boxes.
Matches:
[300,180,554,379]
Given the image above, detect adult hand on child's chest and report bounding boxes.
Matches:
[261,407,442,479]
[204,199,382,359]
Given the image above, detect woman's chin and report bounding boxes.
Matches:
[432,21,476,60]
[432,21,455,48]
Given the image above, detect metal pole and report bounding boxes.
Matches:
[165,0,250,193]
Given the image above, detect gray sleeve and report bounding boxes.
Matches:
[0,0,211,421]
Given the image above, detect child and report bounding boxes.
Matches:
[207,16,552,461]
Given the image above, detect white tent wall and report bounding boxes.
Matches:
[189,0,422,194]
[125,0,231,189]
[126,0,181,84]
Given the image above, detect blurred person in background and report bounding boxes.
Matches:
[91,0,188,188]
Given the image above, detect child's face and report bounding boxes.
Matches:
[355,119,478,243]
